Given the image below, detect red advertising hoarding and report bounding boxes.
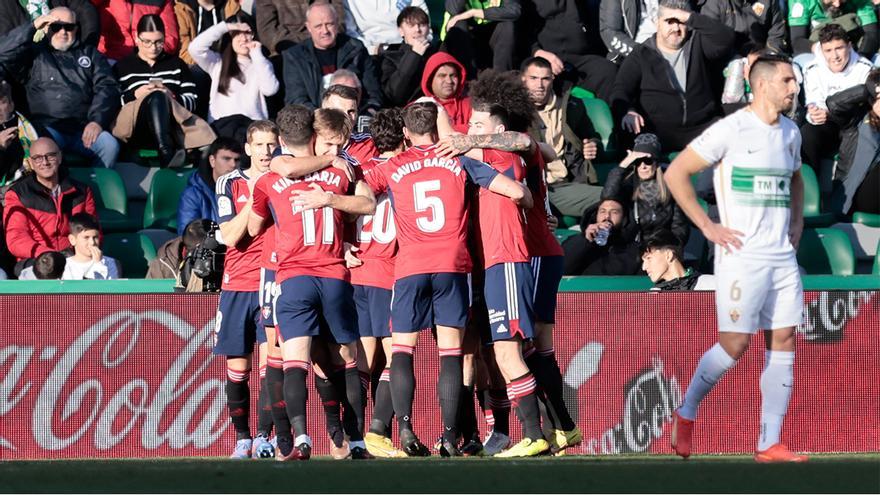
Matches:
[1,290,877,459]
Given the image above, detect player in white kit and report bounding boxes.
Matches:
[664,51,808,463]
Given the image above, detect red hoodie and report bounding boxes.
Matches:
[419,52,472,133]
[91,0,180,61]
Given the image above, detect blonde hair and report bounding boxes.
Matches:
[631,165,671,204]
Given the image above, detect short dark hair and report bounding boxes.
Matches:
[748,49,792,88]
[468,70,537,132]
[397,6,429,27]
[322,84,359,104]
[0,79,12,102]
[137,13,165,34]
[403,102,438,136]
[246,120,279,144]
[818,23,850,44]
[658,0,693,12]
[183,219,213,250]
[33,251,65,280]
[314,108,353,138]
[208,136,243,158]
[520,56,553,73]
[370,108,405,153]
[69,212,100,235]
[639,229,684,259]
[276,104,315,147]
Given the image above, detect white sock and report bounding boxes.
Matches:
[678,343,737,421]
[758,350,794,451]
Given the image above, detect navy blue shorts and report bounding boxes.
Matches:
[212,290,265,356]
[275,276,359,345]
[391,272,470,333]
[353,284,392,338]
[484,262,535,342]
[531,255,564,324]
[259,268,279,328]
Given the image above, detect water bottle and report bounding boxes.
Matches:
[595,225,610,246]
[721,58,746,104]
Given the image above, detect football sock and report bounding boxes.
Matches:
[758,351,794,451]
[437,349,463,444]
[225,367,251,440]
[266,360,291,440]
[530,348,576,431]
[370,368,394,436]
[457,384,478,441]
[390,344,416,433]
[343,363,366,441]
[679,343,737,420]
[316,371,345,447]
[282,361,309,438]
[487,388,511,436]
[507,373,543,441]
[256,371,274,438]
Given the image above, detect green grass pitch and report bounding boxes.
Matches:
[2,454,878,493]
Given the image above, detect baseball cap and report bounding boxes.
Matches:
[632,133,662,160]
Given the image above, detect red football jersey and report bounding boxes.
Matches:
[478,149,529,267]
[216,168,264,291]
[523,148,564,257]
[260,222,278,270]
[251,168,352,284]
[345,133,378,165]
[364,144,498,280]
[350,157,397,290]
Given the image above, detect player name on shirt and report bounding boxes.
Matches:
[390,157,463,182]
[269,169,343,192]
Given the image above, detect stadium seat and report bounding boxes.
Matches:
[570,87,595,100]
[143,169,194,231]
[554,228,580,243]
[66,168,139,233]
[874,241,879,274]
[594,162,616,185]
[853,211,880,228]
[797,227,856,275]
[558,216,579,228]
[102,232,158,278]
[800,165,834,227]
[579,98,616,158]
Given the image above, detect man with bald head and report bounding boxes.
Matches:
[4,138,98,276]
[282,1,382,112]
[0,7,120,168]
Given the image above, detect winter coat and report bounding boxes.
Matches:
[114,50,199,111]
[599,0,644,62]
[419,51,471,132]
[826,84,880,213]
[255,0,345,55]
[3,172,98,261]
[700,0,787,53]
[802,44,872,116]
[561,200,642,275]
[90,0,180,61]
[0,0,100,46]
[379,42,436,106]
[281,32,382,111]
[526,0,598,59]
[602,166,690,245]
[176,169,218,235]
[651,268,702,290]
[0,22,120,134]
[174,0,241,65]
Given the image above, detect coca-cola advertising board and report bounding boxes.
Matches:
[1,291,877,459]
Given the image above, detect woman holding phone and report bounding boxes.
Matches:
[113,14,199,167]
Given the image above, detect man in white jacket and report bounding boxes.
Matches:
[801,23,873,173]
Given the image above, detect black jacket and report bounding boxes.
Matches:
[379,42,436,107]
[446,0,522,21]
[561,201,642,276]
[281,33,382,111]
[0,23,120,134]
[525,0,600,59]
[599,0,644,62]
[652,268,701,290]
[700,0,787,54]
[0,0,100,46]
[610,13,734,150]
[602,166,690,245]
[114,51,198,112]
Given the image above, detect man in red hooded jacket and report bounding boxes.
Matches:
[419,52,472,133]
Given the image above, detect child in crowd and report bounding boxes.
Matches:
[61,213,120,280]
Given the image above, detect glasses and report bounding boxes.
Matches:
[48,23,77,33]
[30,152,60,164]
[138,37,165,48]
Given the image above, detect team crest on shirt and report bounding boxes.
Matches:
[218,196,232,217]
[752,2,765,16]
[729,309,741,323]
[262,305,271,319]
[77,56,91,68]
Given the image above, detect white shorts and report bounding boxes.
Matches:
[714,261,803,334]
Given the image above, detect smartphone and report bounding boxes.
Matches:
[0,115,17,131]
[149,77,163,86]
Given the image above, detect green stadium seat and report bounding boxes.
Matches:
[800,165,834,227]
[143,169,194,231]
[66,168,139,233]
[797,227,856,275]
[874,241,879,275]
[579,98,616,158]
[558,215,579,228]
[554,228,579,244]
[570,87,596,100]
[594,162,617,185]
[102,232,158,278]
[853,211,880,228]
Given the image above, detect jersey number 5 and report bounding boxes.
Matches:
[301,206,334,245]
[413,180,446,233]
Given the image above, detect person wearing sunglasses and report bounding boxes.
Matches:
[0,7,120,168]
[602,132,689,246]
[0,0,100,47]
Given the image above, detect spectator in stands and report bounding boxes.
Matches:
[189,13,279,141]
[788,0,878,57]
[18,251,66,279]
[255,0,344,56]
[3,137,97,276]
[380,6,437,107]
[602,133,689,244]
[0,80,39,192]
[801,24,872,173]
[282,1,383,113]
[442,0,521,73]
[611,0,735,151]
[147,218,215,291]
[177,136,242,234]
[0,8,120,168]
[343,0,431,55]
[112,15,203,168]
[599,0,660,63]
[523,0,619,101]
[700,0,787,54]
[826,68,880,214]
[92,0,180,61]
[721,46,803,120]
[0,0,100,46]
[562,197,642,275]
[60,213,120,279]
[420,51,471,132]
[522,56,603,219]
[175,0,241,64]
[640,228,702,290]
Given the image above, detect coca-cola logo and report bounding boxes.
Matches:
[799,291,875,342]
[0,311,226,454]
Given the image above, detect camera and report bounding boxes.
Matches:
[184,221,225,292]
